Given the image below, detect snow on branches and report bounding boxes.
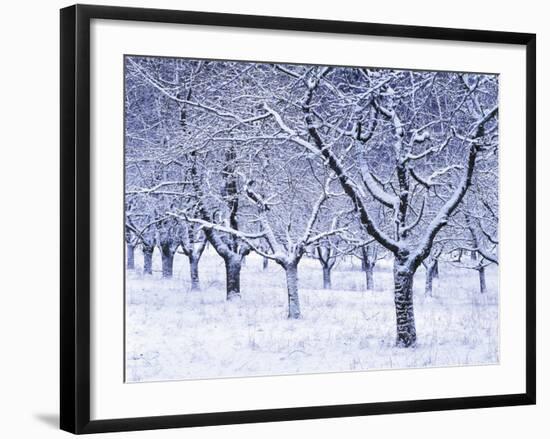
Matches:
[125,56,499,346]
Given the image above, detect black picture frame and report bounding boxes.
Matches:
[60,4,536,434]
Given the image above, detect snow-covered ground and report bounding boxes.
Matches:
[125,247,499,383]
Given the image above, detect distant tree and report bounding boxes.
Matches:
[422,244,442,297]
[178,221,207,291]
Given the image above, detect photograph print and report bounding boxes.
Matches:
[124,56,499,383]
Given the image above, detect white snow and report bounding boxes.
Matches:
[125,248,499,383]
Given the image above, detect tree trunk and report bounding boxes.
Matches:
[425,263,434,297]
[471,249,477,261]
[263,257,269,270]
[143,247,153,275]
[224,257,242,300]
[362,246,375,291]
[393,259,417,347]
[189,256,200,291]
[161,246,174,278]
[285,263,301,319]
[126,243,135,270]
[322,265,331,289]
[365,262,374,291]
[432,259,439,279]
[479,265,487,294]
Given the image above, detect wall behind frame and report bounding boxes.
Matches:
[0,0,545,438]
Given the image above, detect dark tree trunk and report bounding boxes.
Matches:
[126,243,135,270]
[393,259,417,347]
[263,257,269,270]
[189,256,200,291]
[143,246,153,275]
[365,262,374,291]
[322,265,332,289]
[224,257,242,300]
[479,265,487,294]
[161,246,174,278]
[285,263,301,319]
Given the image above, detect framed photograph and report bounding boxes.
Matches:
[60,4,536,434]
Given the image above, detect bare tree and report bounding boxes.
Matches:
[178,221,207,291]
[314,243,338,289]
[360,245,379,291]
[260,67,498,346]
[177,161,347,318]
[423,244,442,297]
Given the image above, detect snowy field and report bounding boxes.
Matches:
[125,248,499,383]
